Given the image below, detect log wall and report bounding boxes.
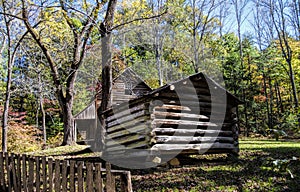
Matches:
[103,73,240,161]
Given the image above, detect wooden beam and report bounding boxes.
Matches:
[152,119,218,127]
[107,111,147,128]
[151,136,234,144]
[151,128,233,136]
[107,124,149,139]
[106,104,145,122]
[107,117,150,134]
[106,134,146,146]
[152,111,209,120]
[151,143,235,151]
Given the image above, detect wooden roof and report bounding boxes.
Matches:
[102,72,242,114]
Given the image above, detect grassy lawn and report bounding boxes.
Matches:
[131,138,300,192]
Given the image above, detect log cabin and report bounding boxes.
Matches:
[100,72,242,167]
[74,68,152,143]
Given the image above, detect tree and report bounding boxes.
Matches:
[20,0,103,145]
[1,0,28,152]
[265,0,299,108]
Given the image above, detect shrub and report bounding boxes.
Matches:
[0,121,43,153]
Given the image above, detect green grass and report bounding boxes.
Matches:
[131,138,300,192]
[26,144,100,158]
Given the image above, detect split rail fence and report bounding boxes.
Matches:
[0,152,132,192]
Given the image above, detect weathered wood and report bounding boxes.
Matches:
[41,157,47,192]
[54,159,61,192]
[0,153,131,192]
[106,104,145,122]
[120,171,133,192]
[16,154,21,192]
[151,128,233,136]
[22,154,27,192]
[107,124,149,139]
[154,104,234,122]
[28,158,34,192]
[69,161,75,192]
[77,161,84,192]
[107,114,150,131]
[151,142,235,151]
[157,92,228,104]
[10,154,18,192]
[158,91,207,101]
[106,163,115,192]
[0,153,5,191]
[48,158,53,192]
[106,140,149,152]
[103,97,152,117]
[4,154,11,191]
[94,163,103,192]
[106,134,146,146]
[61,160,68,192]
[152,111,209,120]
[153,104,191,111]
[75,101,96,119]
[175,85,211,95]
[35,157,40,192]
[86,162,94,192]
[107,113,149,131]
[152,119,218,127]
[151,136,234,144]
[152,97,230,111]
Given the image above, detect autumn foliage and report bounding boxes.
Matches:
[0,121,42,153]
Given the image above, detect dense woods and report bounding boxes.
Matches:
[0,0,300,152]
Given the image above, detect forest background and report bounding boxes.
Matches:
[0,0,299,152]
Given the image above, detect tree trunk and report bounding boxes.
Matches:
[2,56,12,152]
[287,59,299,108]
[61,99,75,145]
[40,96,46,145]
[2,85,11,152]
[155,44,163,86]
[98,34,113,150]
[269,76,274,130]
[263,72,271,130]
[96,0,117,151]
[1,5,12,152]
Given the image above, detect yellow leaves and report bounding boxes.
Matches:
[0,121,42,153]
[115,0,153,26]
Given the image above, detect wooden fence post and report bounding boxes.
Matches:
[48,158,53,192]
[86,162,94,191]
[28,158,34,192]
[106,162,115,192]
[120,171,133,192]
[10,154,18,191]
[0,152,5,191]
[0,153,132,192]
[69,160,75,192]
[54,159,61,192]
[22,154,28,192]
[61,160,68,192]
[16,154,22,191]
[5,153,12,191]
[77,161,84,192]
[35,157,41,192]
[41,157,47,192]
[94,163,103,192]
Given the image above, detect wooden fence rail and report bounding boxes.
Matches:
[0,152,132,192]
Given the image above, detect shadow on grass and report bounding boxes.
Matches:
[131,144,300,192]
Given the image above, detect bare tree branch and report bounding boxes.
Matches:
[110,10,168,31]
